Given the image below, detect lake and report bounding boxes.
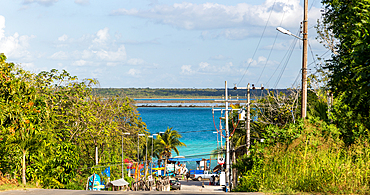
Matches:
[137,107,223,169]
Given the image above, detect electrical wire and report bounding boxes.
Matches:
[238,0,277,86]
[256,6,287,85]
[274,37,299,88]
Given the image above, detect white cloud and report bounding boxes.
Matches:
[20,62,34,69]
[94,45,126,61]
[92,27,109,45]
[50,51,69,60]
[50,28,127,64]
[58,34,68,42]
[111,0,321,30]
[0,15,34,60]
[199,62,209,69]
[0,16,4,40]
[105,62,117,66]
[72,59,87,66]
[243,56,277,67]
[127,58,145,65]
[181,65,193,75]
[75,0,89,6]
[181,61,236,75]
[128,68,141,76]
[23,0,58,6]
[221,29,249,40]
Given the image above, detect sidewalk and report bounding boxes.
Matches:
[179,180,224,193]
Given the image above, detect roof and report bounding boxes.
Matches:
[168,158,203,162]
[106,178,129,187]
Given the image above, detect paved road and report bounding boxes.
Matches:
[0,181,263,195]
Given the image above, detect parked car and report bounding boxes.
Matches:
[190,170,218,181]
[170,179,181,190]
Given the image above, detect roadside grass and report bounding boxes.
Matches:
[0,183,39,191]
[235,119,370,194]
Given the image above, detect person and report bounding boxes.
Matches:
[209,175,213,185]
[186,171,190,182]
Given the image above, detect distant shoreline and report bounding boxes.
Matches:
[135,99,247,107]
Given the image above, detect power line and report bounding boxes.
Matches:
[274,37,299,88]
[256,5,288,85]
[238,0,277,86]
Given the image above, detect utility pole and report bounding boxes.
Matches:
[220,110,223,150]
[234,83,263,154]
[122,132,130,179]
[122,135,124,178]
[225,81,230,192]
[276,0,308,119]
[301,0,308,119]
[145,136,148,178]
[246,83,250,153]
[214,81,240,192]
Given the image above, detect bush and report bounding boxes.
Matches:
[235,117,370,194]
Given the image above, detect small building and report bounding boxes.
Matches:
[106,178,130,191]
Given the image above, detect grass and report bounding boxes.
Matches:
[235,119,370,194]
[0,183,39,191]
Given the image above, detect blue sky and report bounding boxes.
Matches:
[0,0,327,89]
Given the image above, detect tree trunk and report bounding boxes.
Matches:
[22,150,27,186]
[232,147,237,189]
[164,156,167,176]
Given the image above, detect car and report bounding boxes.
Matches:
[170,179,181,190]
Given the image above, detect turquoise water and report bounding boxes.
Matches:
[137,107,223,168]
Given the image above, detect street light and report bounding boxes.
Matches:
[121,132,130,179]
[276,27,303,40]
[150,134,158,175]
[137,133,145,191]
[276,25,308,119]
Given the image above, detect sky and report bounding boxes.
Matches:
[0,0,328,89]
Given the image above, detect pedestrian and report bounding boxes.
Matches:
[186,171,190,182]
[209,175,213,185]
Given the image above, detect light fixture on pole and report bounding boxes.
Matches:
[276,27,303,40]
[145,135,148,178]
[137,133,145,191]
[150,134,158,175]
[276,26,308,119]
[121,132,130,179]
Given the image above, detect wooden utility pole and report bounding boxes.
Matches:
[214,81,239,192]
[246,83,250,153]
[301,0,308,119]
[234,83,263,154]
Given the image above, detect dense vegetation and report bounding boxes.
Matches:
[92,87,289,98]
[0,54,150,189]
[229,0,370,194]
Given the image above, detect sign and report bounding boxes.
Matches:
[217,156,225,165]
[220,172,226,186]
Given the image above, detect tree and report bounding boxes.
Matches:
[154,127,186,174]
[0,53,49,185]
[322,0,370,134]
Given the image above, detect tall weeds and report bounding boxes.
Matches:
[235,118,370,194]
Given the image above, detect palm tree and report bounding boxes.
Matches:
[154,127,186,175]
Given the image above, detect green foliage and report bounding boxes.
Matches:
[92,87,281,98]
[0,53,50,185]
[0,54,148,189]
[154,127,186,161]
[235,118,370,194]
[322,0,370,133]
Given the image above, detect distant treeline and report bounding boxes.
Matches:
[92,88,291,98]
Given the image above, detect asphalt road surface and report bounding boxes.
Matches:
[0,181,263,195]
